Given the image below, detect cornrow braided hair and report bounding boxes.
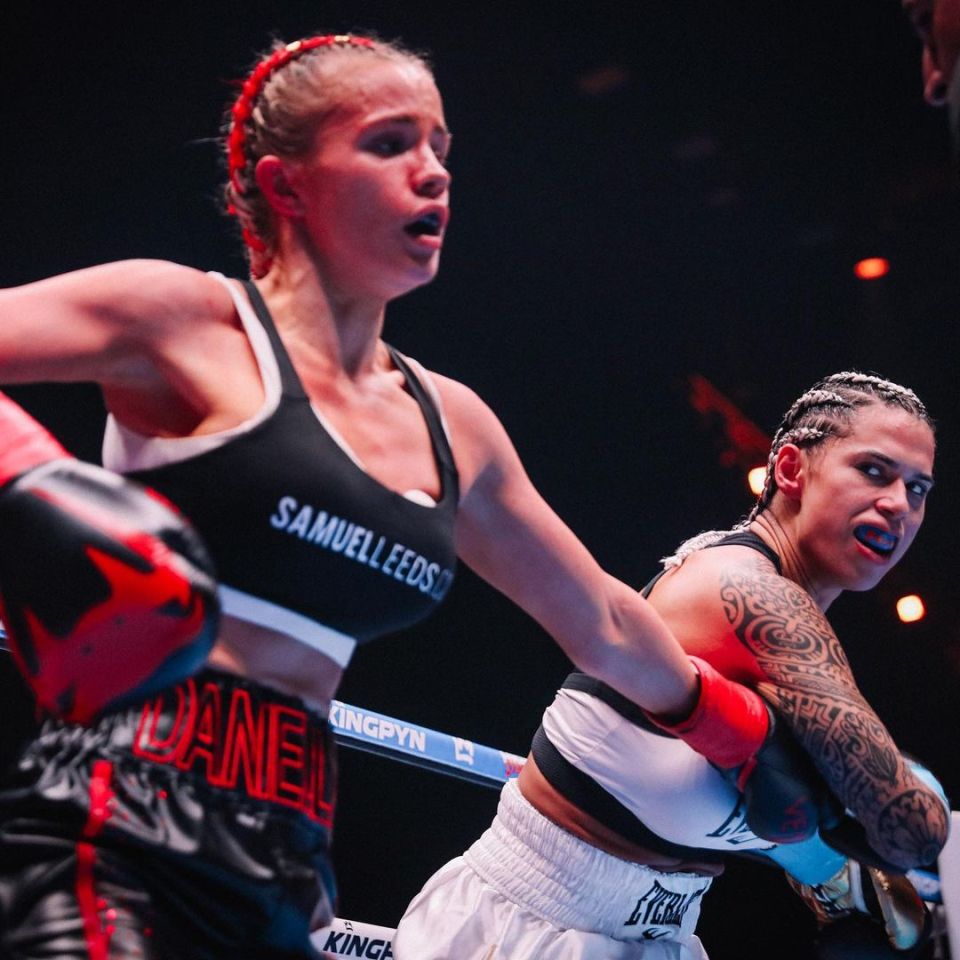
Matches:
[661,371,933,569]
[222,33,429,278]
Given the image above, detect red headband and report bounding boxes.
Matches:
[226,34,376,203]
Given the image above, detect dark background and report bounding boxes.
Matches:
[2,2,958,957]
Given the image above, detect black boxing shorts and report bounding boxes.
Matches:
[0,668,337,960]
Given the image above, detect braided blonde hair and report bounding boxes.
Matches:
[222,34,432,278]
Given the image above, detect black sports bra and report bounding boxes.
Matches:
[127,281,459,666]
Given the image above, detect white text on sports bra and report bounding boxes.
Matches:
[269,495,453,600]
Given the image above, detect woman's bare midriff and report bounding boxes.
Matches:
[517,755,725,877]
[206,615,344,714]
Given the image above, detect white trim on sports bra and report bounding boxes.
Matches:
[103,272,442,507]
[102,272,282,473]
[219,586,357,668]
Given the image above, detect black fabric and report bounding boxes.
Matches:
[567,528,783,736]
[703,530,781,574]
[530,726,726,864]
[640,567,668,599]
[535,528,784,859]
[0,668,335,959]
[641,529,781,598]
[0,841,324,960]
[559,671,659,731]
[128,280,458,645]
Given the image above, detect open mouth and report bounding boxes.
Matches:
[404,211,442,238]
[854,525,898,557]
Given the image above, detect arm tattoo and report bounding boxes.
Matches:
[720,560,946,868]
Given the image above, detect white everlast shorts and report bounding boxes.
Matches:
[394,779,712,959]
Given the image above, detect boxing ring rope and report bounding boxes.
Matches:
[0,629,955,958]
[317,700,957,958]
[327,699,526,789]
[313,702,524,956]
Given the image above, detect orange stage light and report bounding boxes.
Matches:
[896,594,925,623]
[854,257,890,280]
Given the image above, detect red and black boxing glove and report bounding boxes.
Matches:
[651,657,840,843]
[0,391,219,725]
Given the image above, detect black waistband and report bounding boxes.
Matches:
[1,667,338,934]
[103,668,335,827]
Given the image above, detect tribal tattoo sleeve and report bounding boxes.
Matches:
[719,558,947,870]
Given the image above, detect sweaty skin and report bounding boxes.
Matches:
[719,553,946,869]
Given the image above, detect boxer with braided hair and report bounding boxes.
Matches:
[396,371,948,959]
[663,372,933,569]
[0,29,789,960]
[223,33,398,277]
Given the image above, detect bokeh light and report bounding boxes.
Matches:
[854,257,890,280]
[896,594,925,623]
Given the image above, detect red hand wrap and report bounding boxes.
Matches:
[651,656,769,769]
[0,392,69,487]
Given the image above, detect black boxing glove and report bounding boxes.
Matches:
[729,697,843,843]
[651,657,840,843]
[0,391,219,724]
[788,860,931,956]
